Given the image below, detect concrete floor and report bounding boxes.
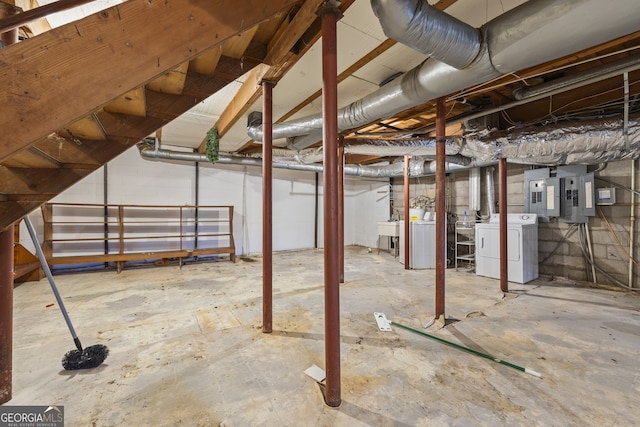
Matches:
[6,246,640,426]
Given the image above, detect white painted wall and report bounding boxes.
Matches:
[350,179,391,248]
[315,177,391,250]
[21,146,391,258]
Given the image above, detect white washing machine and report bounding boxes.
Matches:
[398,220,440,269]
[475,213,539,283]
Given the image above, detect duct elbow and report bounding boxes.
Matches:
[371,0,481,69]
[247,111,264,142]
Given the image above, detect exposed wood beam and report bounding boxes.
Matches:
[278,38,398,125]
[276,0,458,125]
[235,0,455,153]
[344,154,386,165]
[197,0,329,154]
[0,0,298,163]
[264,0,325,66]
[197,63,270,152]
[227,0,359,154]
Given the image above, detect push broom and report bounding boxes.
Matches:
[24,216,109,370]
[374,312,541,378]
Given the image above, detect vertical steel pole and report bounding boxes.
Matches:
[338,139,345,284]
[499,157,508,293]
[0,2,19,47]
[435,97,446,319]
[262,80,276,333]
[0,3,19,404]
[404,155,410,269]
[319,0,342,408]
[0,225,13,404]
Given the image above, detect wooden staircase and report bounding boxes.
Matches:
[0,0,301,232]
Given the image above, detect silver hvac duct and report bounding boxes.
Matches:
[461,116,640,165]
[371,0,480,70]
[469,167,480,212]
[247,0,640,147]
[486,166,496,215]
[136,144,484,178]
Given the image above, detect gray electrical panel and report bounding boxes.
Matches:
[557,166,595,223]
[524,169,552,221]
[523,166,595,223]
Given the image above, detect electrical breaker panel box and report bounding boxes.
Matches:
[524,166,595,223]
[524,169,551,221]
[559,172,595,223]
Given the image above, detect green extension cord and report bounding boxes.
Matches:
[205,127,219,164]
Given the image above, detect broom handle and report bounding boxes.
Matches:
[391,321,541,378]
[23,216,83,352]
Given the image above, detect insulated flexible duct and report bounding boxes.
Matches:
[247,0,640,146]
[370,0,480,70]
[136,143,488,177]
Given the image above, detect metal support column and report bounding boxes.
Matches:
[0,225,13,404]
[0,2,20,47]
[404,155,410,269]
[0,0,94,34]
[435,97,446,319]
[262,80,276,334]
[499,157,508,293]
[338,139,345,284]
[319,0,342,408]
[0,2,19,404]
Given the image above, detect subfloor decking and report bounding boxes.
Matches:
[8,246,640,426]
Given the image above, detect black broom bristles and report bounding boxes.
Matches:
[62,344,109,370]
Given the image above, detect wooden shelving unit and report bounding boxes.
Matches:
[42,203,236,272]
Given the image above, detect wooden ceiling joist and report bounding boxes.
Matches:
[197,63,270,152]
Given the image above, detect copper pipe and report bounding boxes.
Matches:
[435,97,446,318]
[499,157,508,292]
[338,139,345,284]
[0,0,95,34]
[319,0,342,408]
[404,154,410,269]
[262,80,275,334]
[0,225,14,404]
[0,2,20,47]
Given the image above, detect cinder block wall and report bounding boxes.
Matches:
[392,160,639,289]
